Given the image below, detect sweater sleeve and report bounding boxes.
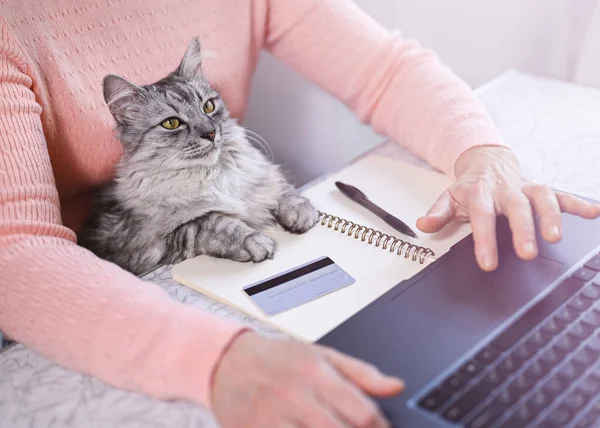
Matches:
[0,24,246,409]
[263,0,508,179]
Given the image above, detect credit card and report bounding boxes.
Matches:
[243,256,355,316]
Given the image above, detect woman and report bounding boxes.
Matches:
[0,1,598,427]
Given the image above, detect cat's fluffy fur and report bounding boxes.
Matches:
[79,38,318,275]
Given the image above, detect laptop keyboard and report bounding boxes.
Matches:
[417,253,600,427]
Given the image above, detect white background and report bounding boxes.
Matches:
[243,0,600,185]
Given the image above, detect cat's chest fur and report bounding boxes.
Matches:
[115,147,283,231]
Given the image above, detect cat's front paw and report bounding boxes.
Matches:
[243,232,276,262]
[277,196,319,234]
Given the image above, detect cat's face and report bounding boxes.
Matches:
[102,38,236,167]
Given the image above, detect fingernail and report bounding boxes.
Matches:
[549,225,561,240]
[481,254,494,271]
[426,206,441,216]
[523,241,537,256]
[388,377,405,389]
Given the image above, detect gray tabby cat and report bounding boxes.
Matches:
[79,38,318,276]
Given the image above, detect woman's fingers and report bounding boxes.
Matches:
[321,348,397,428]
[322,347,404,398]
[499,189,538,260]
[416,174,600,272]
[318,377,387,428]
[290,396,348,428]
[556,192,600,219]
[522,184,562,242]
[212,333,401,428]
[465,189,498,271]
[417,190,456,233]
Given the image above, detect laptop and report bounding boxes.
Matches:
[317,210,600,427]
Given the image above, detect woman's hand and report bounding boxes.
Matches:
[417,146,600,271]
[211,332,404,428]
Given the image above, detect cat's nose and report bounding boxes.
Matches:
[202,131,216,142]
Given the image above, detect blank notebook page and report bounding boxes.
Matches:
[172,156,472,342]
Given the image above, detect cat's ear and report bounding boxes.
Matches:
[176,37,203,78]
[102,74,143,121]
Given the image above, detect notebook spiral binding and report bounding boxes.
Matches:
[317,211,436,264]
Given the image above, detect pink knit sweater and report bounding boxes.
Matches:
[0,0,505,409]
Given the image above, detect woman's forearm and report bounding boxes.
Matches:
[0,237,247,408]
[264,0,509,178]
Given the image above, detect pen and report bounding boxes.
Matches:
[334,181,419,239]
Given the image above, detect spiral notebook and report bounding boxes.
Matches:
[172,155,472,342]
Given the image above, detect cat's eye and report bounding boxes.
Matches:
[161,118,180,129]
[203,99,215,114]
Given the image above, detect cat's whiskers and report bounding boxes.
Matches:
[244,129,274,161]
[246,135,273,159]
